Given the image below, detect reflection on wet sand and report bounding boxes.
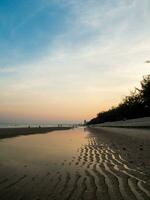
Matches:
[0,127,150,200]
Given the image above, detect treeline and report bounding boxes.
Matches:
[87,75,150,125]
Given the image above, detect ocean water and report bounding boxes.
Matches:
[0,124,74,128]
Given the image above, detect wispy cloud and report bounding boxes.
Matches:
[0,67,17,73]
[0,0,150,122]
[10,3,50,35]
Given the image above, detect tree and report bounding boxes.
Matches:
[87,75,150,125]
[140,75,150,111]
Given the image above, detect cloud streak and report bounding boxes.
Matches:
[0,0,150,123]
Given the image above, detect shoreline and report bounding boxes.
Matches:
[0,127,150,199]
[88,116,150,129]
[89,125,150,129]
[0,127,72,139]
[0,127,149,199]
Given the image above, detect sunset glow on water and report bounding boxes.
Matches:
[0,128,150,200]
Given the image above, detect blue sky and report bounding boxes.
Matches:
[0,0,70,65]
[0,0,150,124]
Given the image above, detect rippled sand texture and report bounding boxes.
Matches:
[0,127,150,200]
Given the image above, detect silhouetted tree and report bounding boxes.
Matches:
[87,75,150,125]
[140,75,150,111]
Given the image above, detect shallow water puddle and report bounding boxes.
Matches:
[0,127,150,200]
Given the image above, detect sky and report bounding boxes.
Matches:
[0,0,150,124]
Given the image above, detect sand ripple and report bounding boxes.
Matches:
[0,130,150,200]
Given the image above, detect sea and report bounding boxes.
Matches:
[0,123,74,128]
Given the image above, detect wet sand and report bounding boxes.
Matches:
[0,127,150,200]
[0,127,72,139]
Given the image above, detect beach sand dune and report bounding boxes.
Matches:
[0,127,149,200]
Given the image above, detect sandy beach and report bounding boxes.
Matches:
[0,127,150,200]
[0,127,72,139]
[89,117,150,128]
